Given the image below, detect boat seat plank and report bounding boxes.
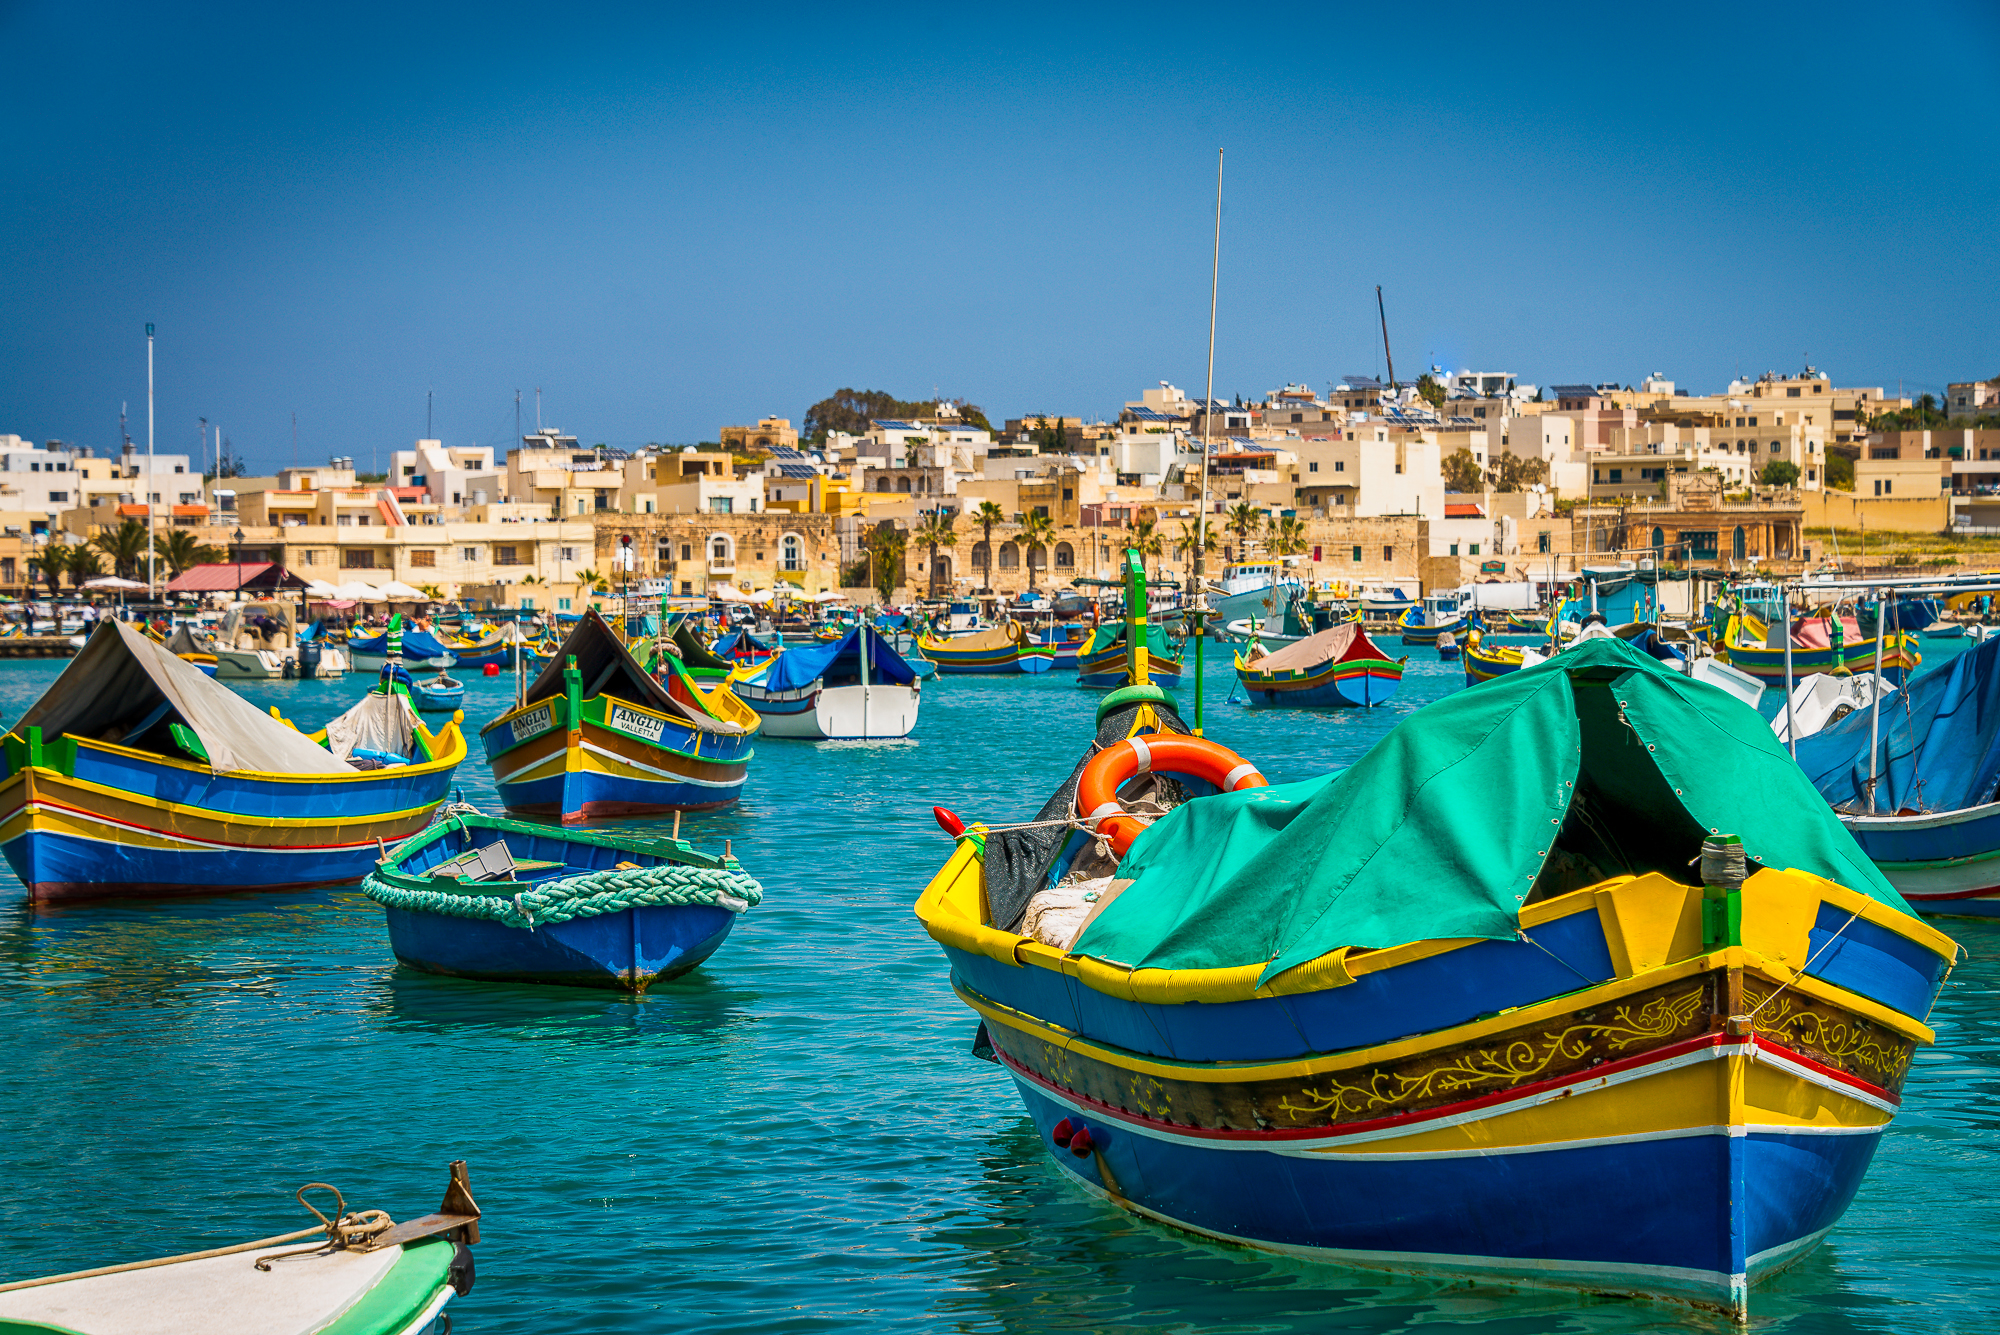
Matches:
[0,1244,403,1335]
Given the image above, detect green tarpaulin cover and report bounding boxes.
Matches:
[1083,623,1178,658]
[1074,637,1908,982]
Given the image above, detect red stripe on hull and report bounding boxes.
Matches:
[27,874,370,906]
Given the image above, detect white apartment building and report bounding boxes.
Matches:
[391,440,504,512]
[0,436,84,520]
[1288,425,1445,521]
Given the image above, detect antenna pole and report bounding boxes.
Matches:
[146,323,156,597]
[1376,286,1396,390]
[1193,146,1222,737]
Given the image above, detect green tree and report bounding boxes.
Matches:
[1172,519,1216,574]
[1018,512,1055,593]
[1757,460,1802,487]
[578,568,608,592]
[802,389,993,442]
[974,500,1005,590]
[914,509,958,600]
[34,543,70,597]
[1224,501,1261,554]
[1130,517,1163,584]
[1493,454,1549,492]
[1416,373,1447,410]
[860,525,907,602]
[153,529,224,578]
[67,546,105,588]
[1443,448,1483,492]
[91,519,149,580]
[1266,514,1309,557]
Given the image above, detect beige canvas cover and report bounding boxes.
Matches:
[16,622,351,775]
[1247,623,1364,673]
[323,689,417,761]
[941,624,1024,654]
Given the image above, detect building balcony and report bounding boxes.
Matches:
[708,560,735,575]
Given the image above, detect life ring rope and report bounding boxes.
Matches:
[1075,734,1266,859]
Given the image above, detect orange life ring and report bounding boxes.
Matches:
[1075,734,1267,858]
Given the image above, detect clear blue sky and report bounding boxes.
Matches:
[2,0,1995,473]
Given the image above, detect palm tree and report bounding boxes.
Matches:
[67,547,105,588]
[153,529,224,578]
[1266,515,1309,558]
[1224,501,1261,558]
[1173,520,1216,574]
[35,544,70,597]
[974,500,1005,592]
[1019,512,1054,594]
[914,509,958,600]
[1131,517,1164,585]
[92,519,149,581]
[861,525,907,603]
[577,568,608,592]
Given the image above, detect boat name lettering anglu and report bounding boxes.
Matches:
[610,705,667,743]
[511,706,553,743]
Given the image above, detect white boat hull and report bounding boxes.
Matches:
[739,681,921,740]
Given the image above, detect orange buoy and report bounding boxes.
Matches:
[1075,734,1266,858]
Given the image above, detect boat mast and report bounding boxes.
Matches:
[1868,584,1885,812]
[145,323,156,598]
[1193,147,1222,736]
[1782,582,1796,758]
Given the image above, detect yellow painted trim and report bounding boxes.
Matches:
[6,765,447,834]
[914,827,1021,967]
[959,955,1721,1083]
[21,717,468,785]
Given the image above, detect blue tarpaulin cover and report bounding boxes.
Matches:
[715,630,776,658]
[1794,634,2000,814]
[350,628,453,660]
[761,627,919,691]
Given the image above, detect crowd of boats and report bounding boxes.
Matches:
[10,552,2000,1327]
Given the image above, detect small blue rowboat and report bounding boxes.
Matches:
[364,808,762,990]
[1396,607,1465,645]
[915,624,1055,674]
[349,625,458,671]
[412,665,466,713]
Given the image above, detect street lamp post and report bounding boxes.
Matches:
[233,527,246,598]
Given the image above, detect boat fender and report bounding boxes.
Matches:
[483,663,499,676]
[1052,1117,1075,1148]
[1068,1127,1095,1157]
[1076,735,1267,858]
[449,1239,477,1296]
[933,806,966,837]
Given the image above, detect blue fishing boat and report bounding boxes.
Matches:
[411,661,466,713]
[917,604,1955,1319]
[1795,632,2000,916]
[1396,594,1466,645]
[1076,621,1182,689]
[1234,624,1404,708]
[0,623,465,903]
[1033,623,1091,669]
[363,808,762,990]
[481,611,759,823]
[916,624,1055,674]
[350,624,457,671]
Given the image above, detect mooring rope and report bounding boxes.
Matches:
[364,861,763,931]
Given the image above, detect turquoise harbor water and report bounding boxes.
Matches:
[1,645,1997,1333]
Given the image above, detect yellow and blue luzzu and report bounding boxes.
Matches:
[915,637,1957,1320]
[0,622,465,904]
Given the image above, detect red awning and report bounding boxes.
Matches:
[117,504,148,518]
[171,504,208,517]
[1444,503,1484,518]
[163,562,310,592]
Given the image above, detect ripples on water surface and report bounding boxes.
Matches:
[0,646,1995,1333]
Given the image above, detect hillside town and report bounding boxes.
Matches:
[5,366,1998,612]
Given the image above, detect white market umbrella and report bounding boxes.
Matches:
[711,584,753,604]
[83,576,147,590]
[379,580,426,600]
[336,581,388,603]
[303,580,341,598]
[808,589,849,603]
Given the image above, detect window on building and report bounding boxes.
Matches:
[1609,469,1622,483]
[409,549,435,567]
[780,534,804,571]
[495,545,520,566]
[558,597,572,611]
[1449,543,1459,556]
[1733,527,1747,560]
[1308,461,1319,473]
[681,581,692,596]
[1032,505,1049,519]
[1787,388,1800,397]
[710,536,732,563]
[338,515,352,526]
[1470,543,1481,556]
[1311,545,1321,561]
[1334,460,1344,472]
[48,492,65,503]
[1382,545,1393,562]
[710,497,734,514]
[1352,546,1363,562]
[1538,531,1551,553]
[1054,542,1074,569]
[998,543,1019,569]
[1770,441,1781,452]
[340,550,376,569]
[558,546,576,561]
[1061,488,1073,500]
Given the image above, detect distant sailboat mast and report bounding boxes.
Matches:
[1193,147,1222,736]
